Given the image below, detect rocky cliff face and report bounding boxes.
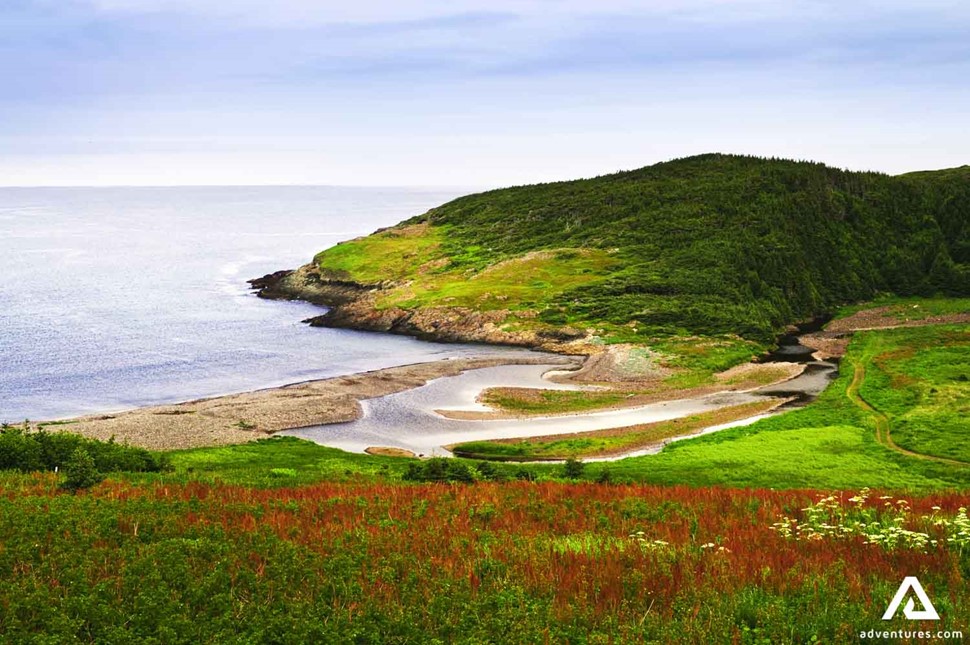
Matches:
[248,265,367,306]
[248,264,592,353]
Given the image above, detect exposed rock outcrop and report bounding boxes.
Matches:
[248,264,370,306]
[250,263,598,354]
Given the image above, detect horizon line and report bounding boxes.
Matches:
[0,183,488,191]
[1,153,967,191]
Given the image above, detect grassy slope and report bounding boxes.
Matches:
[834,295,970,320]
[312,223,447,283]
[860,326,970,462]
[315,224,620,313]
[163,438,409,487]
[307,155,969,394]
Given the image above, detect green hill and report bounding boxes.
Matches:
[266,154,969,359]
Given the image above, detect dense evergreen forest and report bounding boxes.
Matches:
[404,154,969,340]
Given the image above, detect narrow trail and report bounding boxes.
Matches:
[845,354,969,468]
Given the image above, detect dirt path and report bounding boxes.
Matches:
[845,351,969,468]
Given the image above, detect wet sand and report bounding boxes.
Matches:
[44,355,575,450]
[283,363,820,457]
[435,362,804,421]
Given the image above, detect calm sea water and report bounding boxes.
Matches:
[0,186,528,422]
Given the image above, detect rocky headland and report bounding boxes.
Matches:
[249,263,596,354]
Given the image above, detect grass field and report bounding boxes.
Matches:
[858,326,970,463]
[2,477,969,643]
[311,223,447,284]
[314,224,620,314]
[833,296,970,320]
[601,324,970,491]
[384,248,619,312]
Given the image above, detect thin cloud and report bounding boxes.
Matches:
[2,0,969,185]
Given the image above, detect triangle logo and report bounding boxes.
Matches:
[882,577,940,621]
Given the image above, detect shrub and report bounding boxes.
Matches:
[403,458,474,483]
[0,426,44,472]
[60,448,105,493]
[562,458,585,479]
[0,427,169,474]
[474,461,502,481]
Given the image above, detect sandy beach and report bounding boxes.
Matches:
[40,352,801,452]
[44,355,576,450]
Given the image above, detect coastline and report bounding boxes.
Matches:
[39,269,967,455]
[43,355,576,451]
[38,347,801,454]
[40,267,813,452]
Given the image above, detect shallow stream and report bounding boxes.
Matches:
[287,322,839,458]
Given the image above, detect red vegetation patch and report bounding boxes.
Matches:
[3,478,969,641]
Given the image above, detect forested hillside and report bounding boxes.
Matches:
[395,154,969,340]
[268,154,970,351]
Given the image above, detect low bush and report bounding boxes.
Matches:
[402,458,475,483]
[60,447,105,492]
[562,457,585,479]
[474,460,503,481]
[0,425,170,474]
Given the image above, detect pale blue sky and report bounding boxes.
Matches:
[2,1,969,186]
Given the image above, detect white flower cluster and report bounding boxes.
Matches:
[628,531,670,552]
[931,505,970,548]
[627,532,730,554]
[770,488,970,552]
[700,542,731,553]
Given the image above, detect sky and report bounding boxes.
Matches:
[1,0,969,187]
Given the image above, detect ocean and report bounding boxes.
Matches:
[0,186,524,422]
